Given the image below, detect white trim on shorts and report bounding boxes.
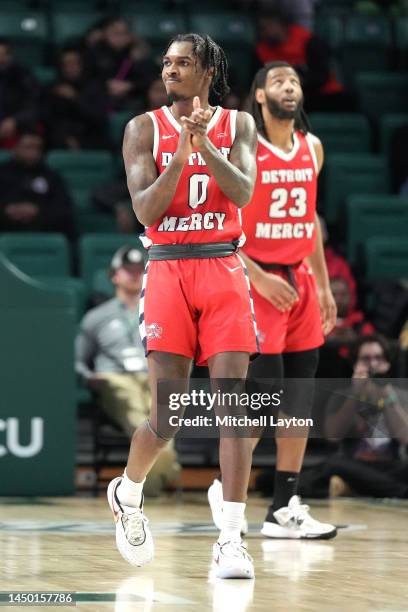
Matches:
[138,261,149,355]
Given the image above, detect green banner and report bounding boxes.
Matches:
[0,255,76,495]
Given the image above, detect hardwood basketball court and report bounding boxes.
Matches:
[1,494,407,611]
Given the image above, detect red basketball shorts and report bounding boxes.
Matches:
[252,261,324,354]
[139,254,258,366]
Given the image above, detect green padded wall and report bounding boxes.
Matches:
[0,255,76,495]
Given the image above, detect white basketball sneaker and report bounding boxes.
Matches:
[261,495,337,540]
[213,539,254,579]
[208,479,248,536]
[107,476,154,566]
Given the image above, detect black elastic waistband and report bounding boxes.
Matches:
[252,259,302,272]
[148,241,239,261]
[252,259,302,290]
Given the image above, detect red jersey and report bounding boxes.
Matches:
[143,105,244,246]
[242,131,318,265]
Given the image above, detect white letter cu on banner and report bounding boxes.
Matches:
[0,418,44,458]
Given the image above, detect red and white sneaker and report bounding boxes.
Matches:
[107,476,154,566]
[208,479,249,536]
[212,539,254,579]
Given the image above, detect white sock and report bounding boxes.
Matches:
[117,470,145,509]
[219,501,246,543]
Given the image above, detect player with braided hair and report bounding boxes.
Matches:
[165,33,230,101]
[107,34,258,578]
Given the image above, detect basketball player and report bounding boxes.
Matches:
[107,34,258,578]
[208,62,338,539]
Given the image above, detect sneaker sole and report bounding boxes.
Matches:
[261,522,338,540]
[214,561,255,579]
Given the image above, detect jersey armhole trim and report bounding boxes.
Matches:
[305,133,319,174]
[146,111,159,162]
[230,109,238,143]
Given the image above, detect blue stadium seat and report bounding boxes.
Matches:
[109,111,134,148]
[346,195,408,264]
[0,233,70,277]
[0,11,48,40]
[379,113,408,156]
[314,14,344,51]
[127,12,187,46]
[324,153,389,224]
[189,13,255,47]
[51,11,101,45]
[341,16,392,84]
[0,10,48,66]
[79,233,144,290]
[47,150,115,194]
[395,17,408,68]
[356,72,408,121]
[310,113,371,153]
[365,238,408,280]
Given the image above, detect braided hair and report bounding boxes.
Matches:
[248,61,310,137]
[164,33,230,101]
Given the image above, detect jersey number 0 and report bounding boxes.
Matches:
[188,174,210,209]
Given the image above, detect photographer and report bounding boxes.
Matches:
[300,335,408,498]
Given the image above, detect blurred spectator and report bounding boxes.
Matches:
[368,280,408,340]
[300,334,408,499]
[92,179,143,235]
[91,79,168,233]
[320,216,357,309]
[317,276,375,377]
[83,17,109,49]
[399,320,408,377]
[0,38,40,149]
[92,164,144,235]
[254,8,352,112]
[85,17,155,112]
[143,77,168,112]
[0,130,75,239]
[400,320,408,350]
[255,0,318,29]
[43,47,110,150]
[75,246,180,496]
[223,90,243,110]
[329,277,375,351]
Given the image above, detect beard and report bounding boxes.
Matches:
[265,96,303,121]
[167,91,189,104]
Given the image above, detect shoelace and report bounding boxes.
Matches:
[220,540,253,562]
[275,497,311,527]
[122,509,148,545]
[289,501,312,526]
